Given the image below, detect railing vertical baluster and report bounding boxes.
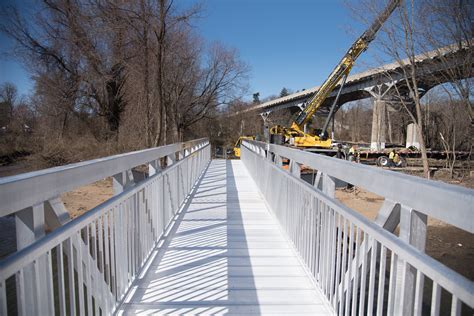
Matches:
[333,213,343,309]
[56,242,67,315]
[328,207,337,302]
[45,251,55,315]
[324,204,331,294]
[376,245,387,316]
[0,280,7,315]
[351,227,361,316]
[451,296,461,316]
[387,252,398,315]
[314,199,321,279]
[345,223,354,315]
[126,198,132,285]
[116,203,123,299]
[98,214,108,315]
[358,232,369,315]
[66,238,76,316]
[413,269,424,316]
[431,282,441,316]
[338,218,348,316]
[75,232,85,316]
[110,207,117,300]
[367,239,378,316]
[102,209,113,310]
[83,227,93,316]
[132,196,138,277]
[16,269,26,316]
[318,201,325,285]
[310,197,318,276]
[90,220,101,316]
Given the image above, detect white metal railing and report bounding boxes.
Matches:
[241,140,473,316]
[0,139,210,315]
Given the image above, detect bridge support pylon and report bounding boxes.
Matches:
[370,98,387,150]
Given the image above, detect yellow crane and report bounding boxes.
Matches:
[270,0,400,148]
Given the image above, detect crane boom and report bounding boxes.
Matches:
[293,0,400,129]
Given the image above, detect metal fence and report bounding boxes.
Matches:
[241,140,473,316]
[0,139,210,315]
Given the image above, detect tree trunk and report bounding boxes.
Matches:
[154,0,167,146]
[141,0,152,147]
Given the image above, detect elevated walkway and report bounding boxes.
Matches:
[119,160,332,315]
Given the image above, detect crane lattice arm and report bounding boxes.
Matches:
[292,0,400,130]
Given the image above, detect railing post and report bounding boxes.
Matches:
[113,170,135,194]
[44,197,71,230]
[322,173,336,198]
[15,203,51,314]
[149,159,161,177]
[374,199,401,231]
[274,155,283,167]
[395,205,427,315]
[167,154,176,166]
[289,160,301,178]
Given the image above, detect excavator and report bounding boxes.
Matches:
[270,0,400,148]
[233,136,256,158]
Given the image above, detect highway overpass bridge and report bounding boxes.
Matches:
[236,43,472,149]
[0,138,472,315]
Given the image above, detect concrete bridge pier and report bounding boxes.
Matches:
[406,122,421,149]
[260,112,270,142]
[370,97,387,150]
[366,84,394,150]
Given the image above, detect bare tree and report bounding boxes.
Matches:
[0,82,17,127]
[349,0,432,177]
[349,0,473,177]
[417,0,473,154]
[0,0,249,166]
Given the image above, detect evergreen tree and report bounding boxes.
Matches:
[279,87,289,97]
[252,92,260,104]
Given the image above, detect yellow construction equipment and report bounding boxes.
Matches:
[270,0,400,148]
[233,136,256,158]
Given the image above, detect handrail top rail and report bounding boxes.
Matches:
[0,141,210,278]
[0,138,208,216]
[243,139,474,233]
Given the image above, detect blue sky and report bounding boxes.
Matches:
[0,0,386,100]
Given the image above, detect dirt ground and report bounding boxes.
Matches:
[61,178,114,219]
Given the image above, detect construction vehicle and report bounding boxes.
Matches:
[233,136,256,158]
[270,0,400,148]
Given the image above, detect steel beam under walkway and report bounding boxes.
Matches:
[118,160,332,315]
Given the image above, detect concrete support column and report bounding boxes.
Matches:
[406,123,421,149]
[260,112,270,142]
[370,98,387,150]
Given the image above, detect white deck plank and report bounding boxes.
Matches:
[119,160,332,315]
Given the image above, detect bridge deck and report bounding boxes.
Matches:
[119,160,331,315]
